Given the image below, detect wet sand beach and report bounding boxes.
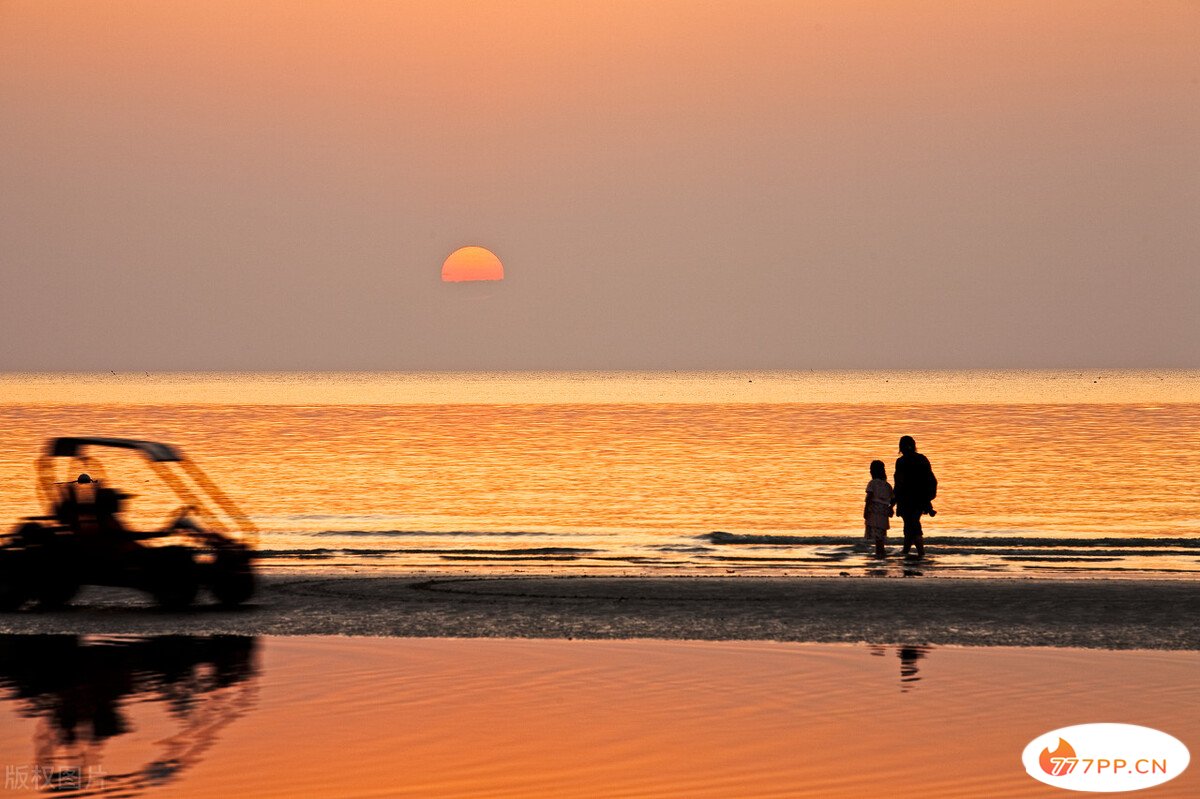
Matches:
[2,635,1197,798]
[2,574,1196,649]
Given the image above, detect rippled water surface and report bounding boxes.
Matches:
[0,635,1197,798]
[1,371,1198,576]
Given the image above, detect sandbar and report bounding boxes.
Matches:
[0,574,1196,649]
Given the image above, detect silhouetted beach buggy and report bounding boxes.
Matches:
[0,437,257,610]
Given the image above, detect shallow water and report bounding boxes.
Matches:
[1,371,1198,576]
[0,635,1196,797]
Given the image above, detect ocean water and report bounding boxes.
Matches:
[1,371,1198,577]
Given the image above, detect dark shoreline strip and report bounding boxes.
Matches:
[1,575,1196,650]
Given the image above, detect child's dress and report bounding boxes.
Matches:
[864,477,894,544]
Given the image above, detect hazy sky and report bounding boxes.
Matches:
[1,1,1197,370]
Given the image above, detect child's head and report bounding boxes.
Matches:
[870,460,886,480]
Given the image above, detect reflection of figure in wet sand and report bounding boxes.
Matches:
[898,645,930,691]
[867,644,932,691]
[0,635,258,795]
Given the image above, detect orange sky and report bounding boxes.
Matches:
[0,1,1197,369]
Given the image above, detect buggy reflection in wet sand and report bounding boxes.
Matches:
[0,635,258,793]
[0,437,257,610]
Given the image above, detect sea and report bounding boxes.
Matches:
[1,370,1197,577]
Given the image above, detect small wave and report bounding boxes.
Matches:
[436,547,598,556]
[926,536,1200,549]
[260,513,397,522]
[914,547,1188,558]
[439,554,582,561]
[707,532,844,546]
[707,531,1200,549]
[304,530,563,538]
[257,546,598,559]
[707,555,836,563]
[255,549,337,560]
[256,548,335,557]
[1001,555,1121,562]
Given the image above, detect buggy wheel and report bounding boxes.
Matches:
[35,565,80,608]
[210,548,255,606]
[28,539,81,609]
[14,521,51,545]
[147,546,198,609]
[0,549,31,611]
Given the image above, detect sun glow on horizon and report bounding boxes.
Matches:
[442,246,504,282]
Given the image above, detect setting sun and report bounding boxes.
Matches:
[442,246,504,282]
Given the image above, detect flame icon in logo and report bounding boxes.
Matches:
[1040,738,1078,776]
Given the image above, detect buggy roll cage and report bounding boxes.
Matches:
[35,437,258,547]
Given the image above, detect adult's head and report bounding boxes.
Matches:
[898,436,916,455]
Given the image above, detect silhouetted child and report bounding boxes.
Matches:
[864,460,894,558]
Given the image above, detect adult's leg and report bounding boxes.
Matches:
[910,514,925,557]
[902,514,923,556]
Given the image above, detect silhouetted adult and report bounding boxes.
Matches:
[892,435,937,558]
[56,473,96,527]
